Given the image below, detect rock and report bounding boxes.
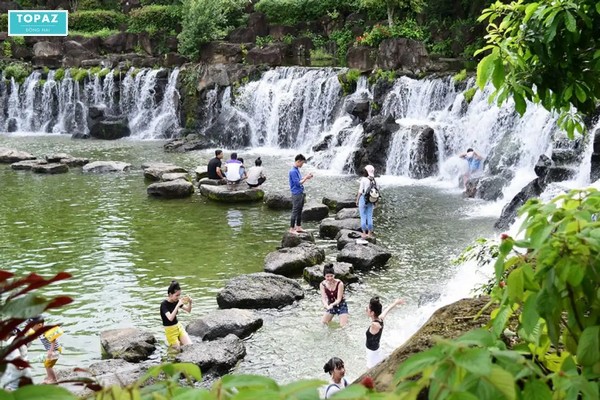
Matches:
[32,163,69,174]
[337,242,392,270]
[347,46,377,71]
[161,173,190,182]
[345,97,370,121]
[376,38,428,72]
[147,179,194,199]
[100,328,156,362]
[476,175,508,201]
[544,166,577,184]
[45,153,71,163]
[0,147,36,163]
[301,202,330,222]
[199,177,227,186]
[227,26,258,43]
[89,119,131,140]
[199,41,246,64]
[486,132,522,175]
[495,178,545,230]
[464,177,480,198]
[319,218,362,239]
[163,52,188,67]
[60,157,89,167]
[200,184,264,203]
[303,262,359,288]
[164,133,216,152]
[336,208,360,220]
[269,25,297,40]
[6,118,18,133]
[175,334,246,377]
[186,309,263,340]
[264,193,293,210]
[62,40,97,67]
[335,229,375,250]
[312,135,333,152]
[409,126,438,178]
[11,160,43,170]
[83,161,131,173]
[264,243,325,276]
[354,297,492,391]
[143,164,188,181]
[322,197,356,212]
[217,272,304,309]
[592,129,600,182]
[195,166,208,180]
[551,149,581,165]
[246,43,289,66]
[281,231,315,248]
[33,41,63,57]
[534,154,553,178]
[290,37,313,66]
[247,12,269,36]
[353,114,399,174]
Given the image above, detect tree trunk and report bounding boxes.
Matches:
[387,5,394,27]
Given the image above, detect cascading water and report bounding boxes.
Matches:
[0,67,180,139]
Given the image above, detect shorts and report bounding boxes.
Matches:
[327,301,349,315]
[366,347,383,369]
[44,347,62,368]
[164,323,186,346]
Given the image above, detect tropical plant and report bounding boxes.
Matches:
[475,0,600,138]
[127,5,182,34]
[360,0,425,27]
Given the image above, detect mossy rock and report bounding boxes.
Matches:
[200,184,264,203]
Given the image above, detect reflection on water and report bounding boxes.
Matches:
[0,135,495,384]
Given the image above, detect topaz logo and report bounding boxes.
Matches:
[8,10,68,36]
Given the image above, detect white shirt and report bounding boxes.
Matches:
[0,337,31,390]
[325,378,348,398]
[246,166,265,185]
[358,177,372,195]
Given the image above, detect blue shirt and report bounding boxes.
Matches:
[289,166,304,195]
[467,157,481,172]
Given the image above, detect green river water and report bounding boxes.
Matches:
[0,134,496,384]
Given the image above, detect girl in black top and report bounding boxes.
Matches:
[160,280,193,348]
[365,297,404,368]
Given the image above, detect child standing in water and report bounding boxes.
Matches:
[365,297,404,368]
[160,280,193,348]
[27,315,63,384]
[320,264,349,327]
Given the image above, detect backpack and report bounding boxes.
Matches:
[365,177,380,203]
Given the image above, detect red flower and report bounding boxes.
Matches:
[361,376,375,390]
[500,233,509,240]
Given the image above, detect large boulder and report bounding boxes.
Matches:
[336,208,360,220]
[89,120,131,140]
[33,41,63,57]
[147,179,194,199]
[217,272,304,309]
[476,175,508,201]
[322,196,356,212]
[264,243,325,276]
[495,178,545,230]
[246,43,289,66]
[83,161,131,173]
[164,133,216,152]
[319,218,362,239]
[281,231,315,248]
[63,40,97,67]
[301,202,330,222]
[544,166,577,184]
[161,173,190,182]
[200,184,264,203]
[353,114,399,173]
[175,334,246,377]
[376,38,428,72]
[0,148,36,163]
[11,160,43,170]
[32,163,69,174]
[335,229,376,250]
[409,126,438,178]
[354,296,491,391]
[186,309,263,340]
[337,242,392,270]
[265,193,293,210]
[199,41,246,64]
[347,46,377,71]
[100,328,156,362]
[143,163,188,181]
[345,97,371,121]
[195,166,208,180]
[303,262,359,288]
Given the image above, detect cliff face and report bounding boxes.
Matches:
[354,296,492,392]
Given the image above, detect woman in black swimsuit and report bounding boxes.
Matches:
[320,264,349,327]
[365,296,404,368]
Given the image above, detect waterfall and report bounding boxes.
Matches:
[0,67,180,139]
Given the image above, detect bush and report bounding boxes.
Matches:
[128,5,182,34]
[329,28,353,64]
[1,14,8,32]
[453,69,467,83]
[69,10,127,32]
[140,0,182,5]
[68,28,119,38]
[77,0,120,10]
[2,62,31,83]
[255,0,358,25]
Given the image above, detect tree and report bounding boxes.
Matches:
[360,0,425,27]
[475,0,600,138]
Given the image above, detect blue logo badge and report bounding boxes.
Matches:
[8,10,68,36]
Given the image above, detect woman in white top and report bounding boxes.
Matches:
[323,357,348,399]
[246,157,267,187]
[355,165,377,241]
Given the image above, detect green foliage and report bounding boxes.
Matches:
[68,28,119,38]
[368,68,396,84]
[69,11,127,32]
[255,0,358,25]
[128,5,182,34]
[309,48,335,67]
[476,0,600,138]
[360,0,424,26]
[77,0,120,10]
[394,188,600,399]
[68,68,89,82]
[12,36,25,46]
[329,28,354,64]
[463,87,477,104]
[2,63,32,84]
[0,14,8,33]
[301,31,326,49]
[89,67,110,78]
[281,34,295,45]
[338,68,361,95]
[255,35,274,48]
[428,37,453,56]
[54,68,65,81]
[453,69,467,83]
[357,19,427,47]
[178,0,246,59]
[141,0,182,5]
[3,41,12,59]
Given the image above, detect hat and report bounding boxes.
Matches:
[365,165,375,177]
[26,315,44,325]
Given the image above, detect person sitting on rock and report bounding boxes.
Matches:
[225,152,243,188]
[320,264,349,327]
[238,157,248,181]
[459,148,483,187]
[207,149,226,183]
[246,157,267,188]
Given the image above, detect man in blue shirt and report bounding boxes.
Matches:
[289,154,314,234]
[459,147,483,187]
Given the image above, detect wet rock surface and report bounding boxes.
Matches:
[100,328,157,362]
[303,262,359,288]
[217,272,304,309]
[336,242,392,270]
[186,309,263,340]
[264,243,325,276]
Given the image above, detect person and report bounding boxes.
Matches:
[365,297,405,369]
[207,149,226,182]
[27,315,63,384]
[459,148,483,187]
[225,152,243,187]
[160,280,193,348]
[289,154,313,234]
[320,264,349,327]
[238,157,248,180]
[356,165,377,243]
[0,328,32,390]
[246,157,266,188]
[323,357,348,399]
